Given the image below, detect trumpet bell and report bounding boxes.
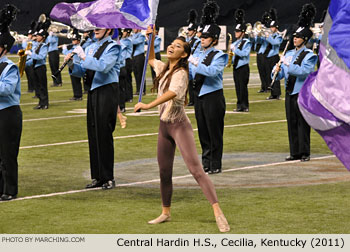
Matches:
[178,27,187,38]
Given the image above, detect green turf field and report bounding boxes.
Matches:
[0,54,349,234]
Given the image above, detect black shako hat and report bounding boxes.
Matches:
[268,8,279,28]
[234,9,245,32]
[187,9,198,31]
[71,28,81,40]
[200,0,220,39]
[0,4,18,52]
[294,3,316,42]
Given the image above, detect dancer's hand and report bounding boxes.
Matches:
[146,25,155,38]
[134,102,149,112]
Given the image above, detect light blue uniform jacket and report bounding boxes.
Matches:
[69,36,121,91]
[190,47,228,96]
[0,56,21,110]
[273,46,317,95]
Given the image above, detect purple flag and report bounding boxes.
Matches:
[298,0,350,170]
[50,0,159,30]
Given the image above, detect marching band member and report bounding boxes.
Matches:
[134,25,230,233]
[272,4,317,162]
[67,27,121,190]
[0,4,22,201]
[264,9,283,100]
[120,29,133,102]
[22,21,36,94]
[186,9,200,106]
[62,29,83,101]
[46,30,62,87]
[189,1,228,174]
[131,29,146,95]
[231,9,252,112]
[25,24,49,109]
[256,12,271,93]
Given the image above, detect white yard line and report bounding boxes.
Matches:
[0,155,336,204]
[23,115,85,122]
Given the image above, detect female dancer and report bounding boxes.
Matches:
[134,26,230,232]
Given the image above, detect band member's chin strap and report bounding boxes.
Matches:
[203,39,215,50]
[100,29,111,41]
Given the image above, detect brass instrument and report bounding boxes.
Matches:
[226,33,233,68]
[245,23,254,38]
[39,13,74,38]
[178,26,187,38]
[17,41,32,77]
[10,31,28,43]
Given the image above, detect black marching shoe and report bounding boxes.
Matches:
[102,180,116,190]
[285,155,301,161]
[33,105,42,110]
[301,155,310,162]
[0,194,17,201]
[85,179,103,189]
[266,95,278,100]
[208,168,221,174]
[203,167,210,173]
[257,89,266,93]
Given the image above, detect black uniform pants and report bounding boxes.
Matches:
[194,89,226,170]
[70,75,82,98]
[132,53,146,94]
[260,54,270,91]
[119,67,127,110]
[233,64,250,110]
[0,105,22,196]
[125,58,133,100]
[34,65,48,107]
[49,50,62,85]
[24,65,35,92]
[87,83,119,183]
[285,93,311,157]
[266,54,281,97]
[257,53,267,91]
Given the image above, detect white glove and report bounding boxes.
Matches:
[283,56,292,66]
[25,50,32,56]
[62,45,67,51]
[49,31,54,36]
[188,55,199,66]
[73,46,86,59]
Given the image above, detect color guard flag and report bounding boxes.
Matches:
[298,0,350,170]
[50,0,159,30]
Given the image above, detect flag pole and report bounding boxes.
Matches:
[137,24,154,111]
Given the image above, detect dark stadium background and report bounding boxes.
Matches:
[6,0,330,48]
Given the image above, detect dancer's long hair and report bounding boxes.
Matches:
[152,37,191,102]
